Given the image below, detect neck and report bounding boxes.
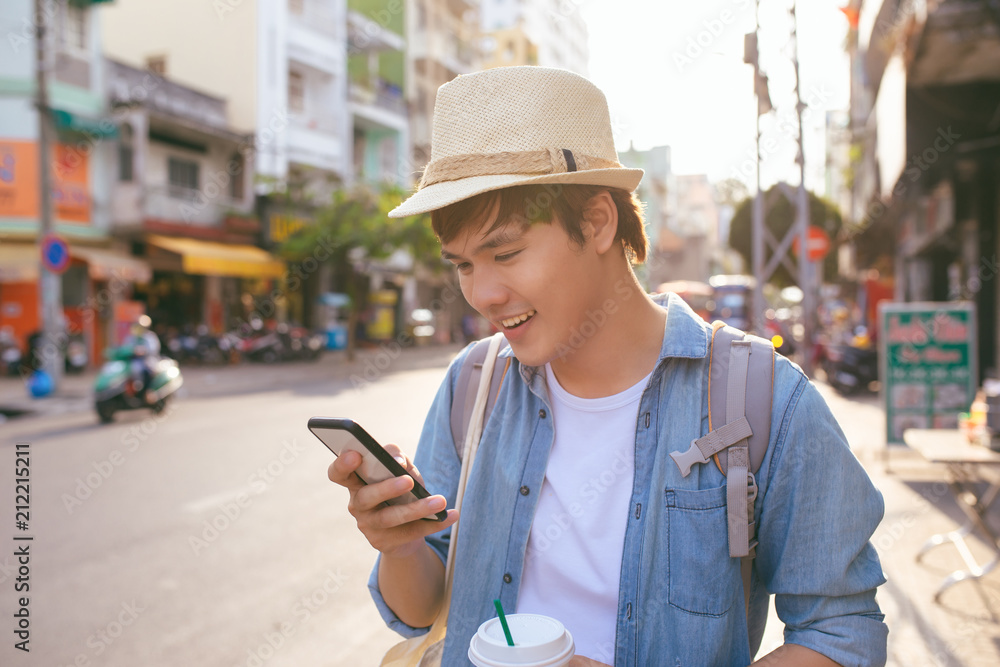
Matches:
[548,270,666,398]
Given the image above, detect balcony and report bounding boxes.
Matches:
[143,184,240,228]
[288,4,339,38]
[287,8,343,74]
[409,31,478,76]
[347,10,405,53]
[349,80,407,134]
[287,116,343,175]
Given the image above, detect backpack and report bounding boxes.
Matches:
[449,322,775,621]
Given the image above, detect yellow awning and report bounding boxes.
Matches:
[0,243,153,283]
[0,243,38,282]
[147,235,285,279]
[70,247,152,283]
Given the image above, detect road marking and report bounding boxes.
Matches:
[182,486,254,514]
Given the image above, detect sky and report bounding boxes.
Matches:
[579,0,851,194]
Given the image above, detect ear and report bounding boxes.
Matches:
[581,190,619,256]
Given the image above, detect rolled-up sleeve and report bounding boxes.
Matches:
[366,344,472,637]
[756,374,888,666]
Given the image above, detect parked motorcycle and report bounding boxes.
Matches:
[0,329,22,376]
[94,345,183,423]
[280,324,325,361]
[239,327,286,363]
[824,331,879,395]
[64,334,89,374]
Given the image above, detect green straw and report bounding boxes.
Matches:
[493,599,515,646]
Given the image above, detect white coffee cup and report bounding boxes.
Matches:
[468,613,575,667]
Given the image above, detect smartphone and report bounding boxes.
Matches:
[308,417,447,522]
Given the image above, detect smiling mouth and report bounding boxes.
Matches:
[500,310,536,329]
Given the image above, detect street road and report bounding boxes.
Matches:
[4,345,999,666]
[0,346,461,667]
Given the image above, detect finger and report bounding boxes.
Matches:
[351,474,419,514]
[366,508,460,557]
[367,492,452,531]
[328,450,364,489]
[383,443,413,472]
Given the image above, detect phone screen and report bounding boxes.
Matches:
[308,417,446,521]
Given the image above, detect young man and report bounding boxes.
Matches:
[328,67,887,666]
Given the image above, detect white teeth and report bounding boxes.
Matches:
[501,310,535,328]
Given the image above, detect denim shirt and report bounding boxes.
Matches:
[369,294,888,666]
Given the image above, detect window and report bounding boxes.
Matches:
[288,70,304,113]
[168,157,199,193]
[118,124,134,182]
[229,152,245,200]
[146,55,167,76]
[65,6,86,51]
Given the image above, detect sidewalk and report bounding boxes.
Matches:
[816,383,1000,666]
[0,342,465,422]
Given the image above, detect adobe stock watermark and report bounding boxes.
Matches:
[673,1,754,73]
[188,438,308,556]
[525,448,632,558]
[349,280,463,391]
[845,126,961,240]
[728,83,836,184]
[61,405,176,515]
[6,0,58,55]
[554,278,635,359]
[228,233,338,341]
[949,254,1000,302]
[214,0,249,20]
[58,600,147,667]
[348,0,404,56]
[872,480,949,554]
[238,568,349,667]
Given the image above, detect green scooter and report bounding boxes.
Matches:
[94,345,183,423]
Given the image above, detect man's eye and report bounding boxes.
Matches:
[496,250,522,262]
[455,262,472,273]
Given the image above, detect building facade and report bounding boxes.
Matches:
[0,0,151,365]
[405,0,481,168]
[480,0,588,75]
[845,0,1000,381]
[105,59,281,337]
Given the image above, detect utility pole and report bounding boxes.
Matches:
[790,0,813,376]
[746,1,769,335]
[35,0,64,389]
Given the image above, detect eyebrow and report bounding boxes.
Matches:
[441,225,526,261]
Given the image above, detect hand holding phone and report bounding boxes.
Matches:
[310,417,447,522]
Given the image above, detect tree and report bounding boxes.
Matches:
[713,178,751,209]
[281,185,441,358]
[728,185,843,286]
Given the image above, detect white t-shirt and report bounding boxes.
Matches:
[515,364,648,663]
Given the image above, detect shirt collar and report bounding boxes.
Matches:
[653,292,711,360]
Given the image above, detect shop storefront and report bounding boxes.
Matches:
[140,234,286,334]
[0,241,152,366]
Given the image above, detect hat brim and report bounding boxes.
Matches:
[388,168,645,218]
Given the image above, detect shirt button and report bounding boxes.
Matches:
[520,485,530,496]
[503,573,512,584]
[539,409,547,418]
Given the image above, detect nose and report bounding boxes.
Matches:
[464,267,508,315]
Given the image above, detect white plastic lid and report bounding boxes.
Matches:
[468,614,575,667]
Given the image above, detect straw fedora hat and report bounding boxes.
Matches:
[389,66,643,218]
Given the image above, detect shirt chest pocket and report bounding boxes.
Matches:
[664,485,742,617]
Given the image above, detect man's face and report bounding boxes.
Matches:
[441,212,605,367]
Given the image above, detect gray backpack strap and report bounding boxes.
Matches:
[450,335,511,461]
[724,338,754,559]
[669,321,774,622]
